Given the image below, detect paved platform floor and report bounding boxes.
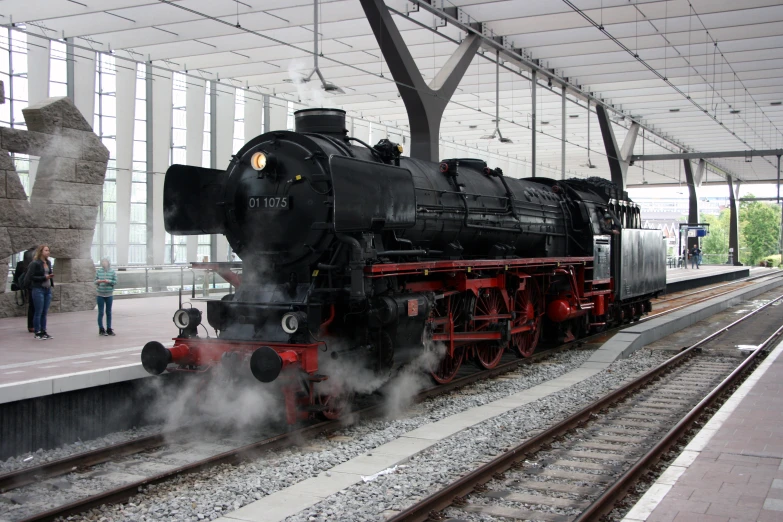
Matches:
[0,295,209,387]
[665,264,751,285]
[623,339,783,522]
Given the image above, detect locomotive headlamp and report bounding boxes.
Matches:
[250,151,276,172]
[173,308,202,331]
[281,311,308,334]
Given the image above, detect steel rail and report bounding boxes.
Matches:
[386,292,783,522]
[575,321,783,521]
[6,271,778,498]
[0,433,170,493]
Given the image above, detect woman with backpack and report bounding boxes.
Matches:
[95,257,117,336]
[28,245,55,340]
[12,248,35,332]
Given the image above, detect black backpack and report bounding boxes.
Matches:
[11,260,25,291]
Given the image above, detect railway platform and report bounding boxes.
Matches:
[623,337,783,522]
[665,264,751,293]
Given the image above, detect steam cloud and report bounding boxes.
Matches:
[287,59,340,109]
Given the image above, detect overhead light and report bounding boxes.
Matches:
[669,108,680,112]
[730,109,741,114]
[469,125,478,129]
[541,121,550,125]
[295,0,344,95]
[479,50,513,144]
[771,102,782,106]
[581,158,597,169]
[569,114,579,118]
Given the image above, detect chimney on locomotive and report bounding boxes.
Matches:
[294,108,348,139]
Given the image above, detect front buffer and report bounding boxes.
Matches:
[141,338,336,424]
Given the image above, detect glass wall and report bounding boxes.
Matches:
[91,53,117,264]
[198,82,212,261]
[164,72,187,264]
[233,88,244,151]
[49,41,67,97]
[129,63,147,264]
[1,29,30,195]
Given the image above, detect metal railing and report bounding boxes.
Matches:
[4,263,241,298]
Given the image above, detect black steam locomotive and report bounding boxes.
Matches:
[142,108,666,423]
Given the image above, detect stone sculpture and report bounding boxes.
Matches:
[0,80,109,317]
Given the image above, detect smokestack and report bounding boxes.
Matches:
[294,108,347,138]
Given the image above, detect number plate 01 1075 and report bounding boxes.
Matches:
[247,196,290,210]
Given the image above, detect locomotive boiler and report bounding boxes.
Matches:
[142,108,666,423]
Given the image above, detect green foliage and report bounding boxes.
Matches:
[700,211,730,258]
[698,196,781,266]
[740,195,781,266]
[761,254,781,268]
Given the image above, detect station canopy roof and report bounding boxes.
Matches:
[5,0,783,188]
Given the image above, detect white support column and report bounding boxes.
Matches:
[114,62,136,266]
[185,78,206,262]
[268,98,288,131]
[72,45,96,126]
[26,38,50,189]
[151,69,173,265]
[244,93,263,139]
[214,83,236,261]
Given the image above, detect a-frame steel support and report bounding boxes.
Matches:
[683,158,706,251]
[595,104,639,191]
[727,176,742,265]
[359,0,481,162]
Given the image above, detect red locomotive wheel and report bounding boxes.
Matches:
[428,294,466,384]
[430,348,464,384]
[512,279,542,358]
[472,288,508,369]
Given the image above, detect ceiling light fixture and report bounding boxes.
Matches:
[580,102,597,169]
[730,109,741,114]
[569,114,579,118]
[480,50,513,144]
[669,108,680,112]
[297,0,344,94]
[771,102,782,106]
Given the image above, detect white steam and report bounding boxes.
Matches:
[287,59,334,109]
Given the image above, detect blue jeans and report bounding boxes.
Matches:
[97,296,113,329]
[32,287,52,333]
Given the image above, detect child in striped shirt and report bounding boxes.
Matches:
[95,258,117,336]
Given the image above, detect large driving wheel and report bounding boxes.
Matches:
[429,294,465,384]
[430,347,464,384]
[512,279,542,358]
[472,288,508,369]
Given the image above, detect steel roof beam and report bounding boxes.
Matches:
[405,0,747,182]
[631,149,783,162]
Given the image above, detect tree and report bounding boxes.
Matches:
[700,210,730,261]
[739,196,781,266]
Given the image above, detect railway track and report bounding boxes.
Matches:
[1,273,780,521]
[387,292,783,522]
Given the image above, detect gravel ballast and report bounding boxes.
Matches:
[47,348,672,522]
